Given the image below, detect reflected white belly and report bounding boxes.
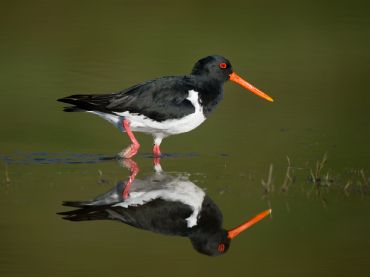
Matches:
[113,177,206,228]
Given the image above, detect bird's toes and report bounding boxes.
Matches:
[118,145,138,159]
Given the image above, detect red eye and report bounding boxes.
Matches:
[217,243,225,253]
[219,63,227,69]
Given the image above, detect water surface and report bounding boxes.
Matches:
[0,0,369,276]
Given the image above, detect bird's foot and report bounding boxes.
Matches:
[153,144,161,158]
[121,158,139,171]
[121,159,140,199]
[153,157,162,173]
[119,143,140,159]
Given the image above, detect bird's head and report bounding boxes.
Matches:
[190,209,271,256]
[191,55,233,82]
[190,230,231,256]
[191,55,273,102]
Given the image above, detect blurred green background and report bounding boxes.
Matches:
[0,0,369,276]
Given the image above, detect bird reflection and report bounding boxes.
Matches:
[58,159,270,256]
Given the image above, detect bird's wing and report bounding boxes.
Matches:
[107,76,196,121]
[58,199,194,236]
[58,76,197,122]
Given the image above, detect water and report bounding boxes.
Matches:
[1,0,370,276]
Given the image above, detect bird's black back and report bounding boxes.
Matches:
[58,72,225,121]
[59,198,195,236]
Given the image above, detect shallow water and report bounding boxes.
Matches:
[1,0,370,276]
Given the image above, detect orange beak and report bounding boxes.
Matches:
[229,72,274,102]
[227,209,272,239]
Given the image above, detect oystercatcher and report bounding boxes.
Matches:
[58,161,271,256]
[58,55,273,158]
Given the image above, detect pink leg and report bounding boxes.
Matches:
[153,144,161,158]
[153,157,161,169]
[121,159,140,199]
[152,141,162,173]
[119,119,140,159]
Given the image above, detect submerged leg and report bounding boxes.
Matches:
[119,119,140,159]
[121,159,140,199]
[153,157,162,173]
[153,145,161,157]
[152,136,163,158]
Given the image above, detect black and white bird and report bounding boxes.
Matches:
[58,55,273,158]
[58,162,271,256]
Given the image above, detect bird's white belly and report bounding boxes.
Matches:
[89,90,206,137]
[113,178,206,228]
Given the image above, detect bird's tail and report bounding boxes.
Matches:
[58,202,111,222]
[57,94,113,113]
[62,200,91,208]
[62,106,85,112]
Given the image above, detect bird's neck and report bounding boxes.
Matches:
[194,77,224,117]
[192,196,223,231]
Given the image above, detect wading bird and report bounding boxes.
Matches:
[58,55,273,158]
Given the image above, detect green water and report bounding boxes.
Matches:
[1,0,370,276]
